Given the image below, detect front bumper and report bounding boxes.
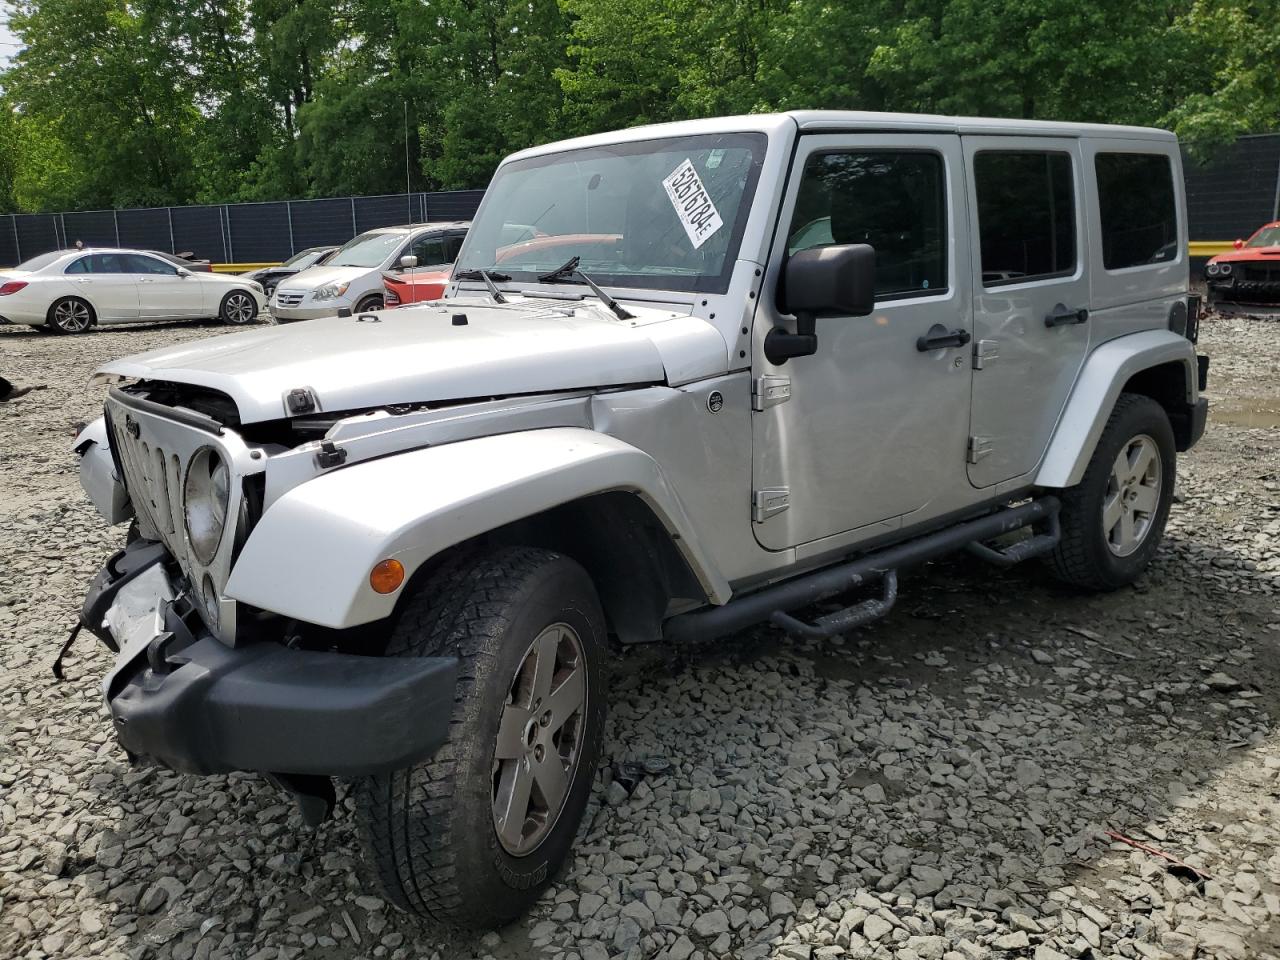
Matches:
[268,302,343,323]
[86,540,458,777]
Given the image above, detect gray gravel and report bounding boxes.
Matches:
[1,310,1278,960]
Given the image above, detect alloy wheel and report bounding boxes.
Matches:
[52,299,91,333]
[1102,433,1161,557]
[224,292,255,324]
[491,623,587,857]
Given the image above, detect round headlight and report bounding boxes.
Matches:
[1206,262,1219,276]
[1219,262,1232,276]
[184,447,230,564]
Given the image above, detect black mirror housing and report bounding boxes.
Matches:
[766,244,876,364]
[782,244,876,318]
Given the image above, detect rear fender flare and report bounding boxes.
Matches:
[225,427,730,628]
[1036,330,1197,489]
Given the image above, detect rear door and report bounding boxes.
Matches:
[129,253,204,319]
[963,137,1091,488]
[64,253,139,321]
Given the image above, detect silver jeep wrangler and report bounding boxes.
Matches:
[75,111,1208,928]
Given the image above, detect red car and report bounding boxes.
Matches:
[1206,221,1280,308]
[382,224,467,307]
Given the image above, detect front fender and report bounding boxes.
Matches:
[1036,330,1197,488]
[74,416,133,525]
[225,427,730,628]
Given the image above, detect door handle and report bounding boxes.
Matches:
[1045,303,1089,327]
[916,324,971,352]
[139,278,155,283]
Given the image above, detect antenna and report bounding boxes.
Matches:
[404,101,413,224]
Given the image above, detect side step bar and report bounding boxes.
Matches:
[664,497,1060,644]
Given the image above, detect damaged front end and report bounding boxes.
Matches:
[73,382,460,821]
[1206,259,1280,311]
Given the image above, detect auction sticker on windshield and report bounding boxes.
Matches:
[662,159,724,249]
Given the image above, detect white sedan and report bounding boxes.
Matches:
[0,248,267,334]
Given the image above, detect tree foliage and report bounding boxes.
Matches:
[0,0,1276,212]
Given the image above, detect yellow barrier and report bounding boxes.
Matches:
[210,262,278,273]
[1188,241,1235,258]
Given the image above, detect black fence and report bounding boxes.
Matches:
[0,190,485,268]
[1183,134,1280,241]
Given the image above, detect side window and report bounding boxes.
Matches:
[786,151,947,298]
[444,233,466,262]
[409,235,447,266]
[1095,153,1178,269]
[126,254,178,275]
[88,253,131,274]
[64,256,91,275]
[974,152,1076,286]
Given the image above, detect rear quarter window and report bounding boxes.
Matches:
[1095,153,1178,270]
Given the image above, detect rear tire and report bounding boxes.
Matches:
[1046,393,1175,590]
[354,547,608,928]
[47,297,94,334]
[219,290,257,325]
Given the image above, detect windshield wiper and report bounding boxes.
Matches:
[535,256,634,320]
[454,267,510,303]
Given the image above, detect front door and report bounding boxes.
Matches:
[962,137,1091,487]
[751,134,974,551]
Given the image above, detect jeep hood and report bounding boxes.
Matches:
[94,299,725,423]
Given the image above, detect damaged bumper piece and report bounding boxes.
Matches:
[83,539,457,777]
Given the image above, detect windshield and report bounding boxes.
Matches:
[16,251,63,272]
[1246,226,1280,248]
[283,248,328,269]
[328,233,404,268]
[455,132,767,294]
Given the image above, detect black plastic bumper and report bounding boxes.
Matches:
[87,541,458,778]
[109,635,458,776]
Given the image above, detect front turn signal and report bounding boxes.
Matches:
[370,559,405,594]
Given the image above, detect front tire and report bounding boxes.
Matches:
[47,297,94,334]
[219,290,258,325]
[1046,393,1175,590]
[354,294,384,314]
[354,547,608,928]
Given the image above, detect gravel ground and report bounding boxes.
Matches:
[0,311,1277,960]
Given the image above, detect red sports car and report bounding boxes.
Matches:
[1206,221,1280,308]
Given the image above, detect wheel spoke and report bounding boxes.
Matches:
[1131,483,1159,515]
[1102,491,1124,534]
[544,664,585,732]
[1118,508,1136,549]
[532,752,569,811]
[494,706,531,760]
[1111,450,1130,488]
[1129,442,1156,483]
[529,628,560,706]
[492,760,534,848]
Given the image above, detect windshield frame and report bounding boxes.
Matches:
[454,131,769,296]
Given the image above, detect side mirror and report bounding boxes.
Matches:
[1234,239,1245,249]
[766,244,876,364]
[399,255,418,269]
[176,267,192,277]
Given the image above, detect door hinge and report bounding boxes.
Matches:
[752,487,790,523]
[972,339,999,370]
[967,436,993,464]
[751,375,791,411]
